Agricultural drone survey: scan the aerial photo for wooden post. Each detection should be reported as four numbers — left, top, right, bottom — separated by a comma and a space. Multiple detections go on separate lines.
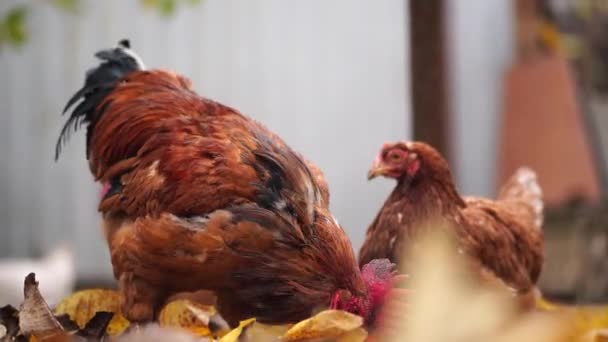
409, 0, 450, 160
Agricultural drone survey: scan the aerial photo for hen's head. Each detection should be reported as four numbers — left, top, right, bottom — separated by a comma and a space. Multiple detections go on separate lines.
330, 259, 397, 326
367, 141, 448, 182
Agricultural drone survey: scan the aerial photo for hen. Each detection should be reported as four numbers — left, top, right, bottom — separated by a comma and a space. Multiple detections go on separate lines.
55, 40, 395, 326
360, 141, 544, 307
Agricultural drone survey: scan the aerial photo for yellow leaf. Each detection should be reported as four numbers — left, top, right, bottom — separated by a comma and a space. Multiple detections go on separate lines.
53, 289, 129, 336
559, 306, 608, 342
537, 296, 561, 311
102, 313, 130, 336
332, 327, 368, 342
28, 333, 70, 342
282, 310, 366, 342
381, 226, 561, 342
241, 322, 291, 341
582, 329, 608, 342
220, 318, 256, 342
158, 299, 217, 337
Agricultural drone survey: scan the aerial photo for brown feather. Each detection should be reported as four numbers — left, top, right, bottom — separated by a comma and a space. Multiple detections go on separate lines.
58, 43, 377, 326
109, 206, 362, 325
360, 141, 544, 305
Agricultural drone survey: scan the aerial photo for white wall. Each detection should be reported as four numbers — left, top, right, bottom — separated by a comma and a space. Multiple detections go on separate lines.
446, 0, 514, 196
0, 0, 410, 279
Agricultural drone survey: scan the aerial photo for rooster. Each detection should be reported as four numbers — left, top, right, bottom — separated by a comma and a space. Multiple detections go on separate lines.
360, 141, 544, 308
55, 40, 396, 326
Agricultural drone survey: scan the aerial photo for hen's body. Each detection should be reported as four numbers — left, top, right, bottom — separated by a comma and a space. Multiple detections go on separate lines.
57, 41, 367, 326
360, 142, 544, 302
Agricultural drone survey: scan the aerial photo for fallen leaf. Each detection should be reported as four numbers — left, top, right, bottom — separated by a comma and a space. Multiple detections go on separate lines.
220, 318, 256, 342
158, 299, 228, 337
76, 311, 114, 339
537, 297, 562, 311
54, 314, 79, 333
53, 289, 129, 336
239, 322, 291, 342
115, 323, 209, 342
1, 305, 20, 340
19, 273, 64, 341
282, 310, 366, 342
187, 302, 229, 336
557, 306, 608, 342
379, 225, 561, 342
584, 329, 608, 342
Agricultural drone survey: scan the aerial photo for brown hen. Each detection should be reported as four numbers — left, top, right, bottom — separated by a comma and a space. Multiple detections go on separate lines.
360, 141, 544, 308
56, 40, 394, 326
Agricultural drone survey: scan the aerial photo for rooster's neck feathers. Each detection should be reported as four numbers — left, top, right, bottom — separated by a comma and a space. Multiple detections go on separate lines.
55, 39, 144, 160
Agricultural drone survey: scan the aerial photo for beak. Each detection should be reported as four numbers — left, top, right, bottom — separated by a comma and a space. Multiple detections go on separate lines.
367, 164, 386, 180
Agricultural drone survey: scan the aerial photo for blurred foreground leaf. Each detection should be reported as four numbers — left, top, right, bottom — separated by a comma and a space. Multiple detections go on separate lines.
378, 222, 564, 342
535, 301, 608, 342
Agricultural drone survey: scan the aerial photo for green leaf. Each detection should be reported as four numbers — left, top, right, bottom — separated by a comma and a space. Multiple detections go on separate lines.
158, 0, 176, 16
52, 0, 79, 13
141, 0, 202, 17
141, 0, 159, 9
3, 6, 28, 46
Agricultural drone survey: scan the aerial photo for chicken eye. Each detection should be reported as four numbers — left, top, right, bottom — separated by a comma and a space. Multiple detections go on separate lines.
388, 152, 401, 161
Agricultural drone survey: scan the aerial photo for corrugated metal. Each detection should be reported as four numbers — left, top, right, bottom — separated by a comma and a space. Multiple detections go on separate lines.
0, 0, 410, 279
446, 0, 514, 196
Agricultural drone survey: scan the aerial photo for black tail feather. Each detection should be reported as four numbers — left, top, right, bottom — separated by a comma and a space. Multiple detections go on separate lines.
55, 39, 144, 161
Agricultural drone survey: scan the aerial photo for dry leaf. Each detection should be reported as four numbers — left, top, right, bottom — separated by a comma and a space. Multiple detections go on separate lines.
554, 306, 608, 342
210, 316, 289, 342
239, 322, 290, 342
581, 329, 608, 342
538, 297, 562, 311
76, 311, 114, 339
158, 299, 228, 337
282, 310, 366, 342
378, 224, 561, 342
19, 273, 64, 341
491, 312, 566, 342
531, 295, 608, 342
220, 318, 256, 342
1, 305, 20, 340
53, 289, 129, 336
115, 323, 211, 342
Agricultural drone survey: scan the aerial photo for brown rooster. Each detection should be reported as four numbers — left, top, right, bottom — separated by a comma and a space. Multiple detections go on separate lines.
360, 141, 544, 307
56, 40, 395, 326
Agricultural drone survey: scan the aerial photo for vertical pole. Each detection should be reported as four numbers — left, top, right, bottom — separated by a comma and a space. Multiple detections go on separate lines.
409, 0, 450, 160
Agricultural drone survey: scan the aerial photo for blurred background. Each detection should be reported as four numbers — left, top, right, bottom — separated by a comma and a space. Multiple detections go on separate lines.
0, 0, 606, 306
